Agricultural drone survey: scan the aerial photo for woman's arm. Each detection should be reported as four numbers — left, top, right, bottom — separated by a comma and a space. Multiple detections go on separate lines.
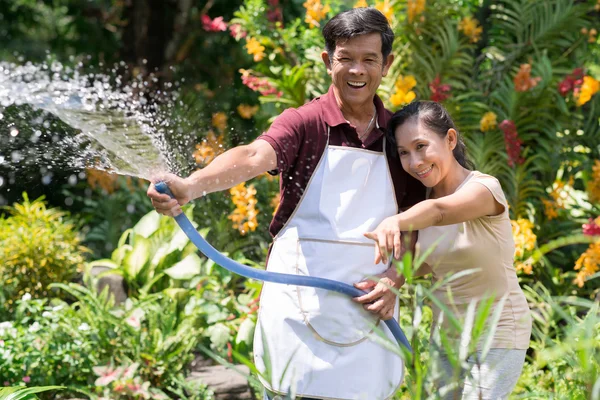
365, 182, 504, 264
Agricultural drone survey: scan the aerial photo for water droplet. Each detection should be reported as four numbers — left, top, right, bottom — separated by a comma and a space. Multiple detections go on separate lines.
0, 176, 4, 187
9, 128, 18, 137
68, 175, 77, 185
126, 204, 135, 213
41, 174, 52, 185
64, 197, 74, 206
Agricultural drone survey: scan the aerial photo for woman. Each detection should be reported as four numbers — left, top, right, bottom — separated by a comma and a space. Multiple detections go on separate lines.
356, 101, 531, 399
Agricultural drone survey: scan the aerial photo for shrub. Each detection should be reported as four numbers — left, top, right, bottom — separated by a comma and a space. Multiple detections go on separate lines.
0, 194, 87, 317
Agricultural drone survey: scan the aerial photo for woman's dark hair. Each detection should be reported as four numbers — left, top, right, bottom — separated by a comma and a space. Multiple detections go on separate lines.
322, 8, 394, 60
387, 101, 475, 170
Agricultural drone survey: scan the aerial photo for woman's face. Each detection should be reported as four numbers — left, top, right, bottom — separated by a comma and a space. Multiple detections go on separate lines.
394, 119, 457, 187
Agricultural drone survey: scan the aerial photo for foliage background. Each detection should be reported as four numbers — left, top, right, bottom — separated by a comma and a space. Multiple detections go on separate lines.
0, 0, 599, 399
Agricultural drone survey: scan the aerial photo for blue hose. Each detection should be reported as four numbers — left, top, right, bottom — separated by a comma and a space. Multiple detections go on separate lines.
155, 181, 412, 353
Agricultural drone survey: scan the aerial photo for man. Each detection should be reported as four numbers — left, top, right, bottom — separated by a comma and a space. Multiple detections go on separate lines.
148, 8, 425, 400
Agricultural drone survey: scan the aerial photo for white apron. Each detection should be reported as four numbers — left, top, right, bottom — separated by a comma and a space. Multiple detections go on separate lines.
254, 128, 405, 400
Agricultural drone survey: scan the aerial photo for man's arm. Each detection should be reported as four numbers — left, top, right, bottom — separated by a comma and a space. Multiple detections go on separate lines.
147, 139, 277, 216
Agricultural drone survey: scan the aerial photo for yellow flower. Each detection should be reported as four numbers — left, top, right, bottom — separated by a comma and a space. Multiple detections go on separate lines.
245, 37, 266, 62
480, 112, 498, 132
212, 112, 228, 132
193, 130, 224, 165
353, 0, 368, 7
237, 104, 259, 119
588, 159, 600, 203
375, 0, 393, 22
573, 241, 600, 287
303, 0, 330, 28
458, 16, 483, 43
228, 182, 259, 235
575, 76, 600, 106
511, 218, 537, 260
515, 261, 533, 275
542, 198, 558, 220
390, 75, 417, 107
407, 0, 426, 23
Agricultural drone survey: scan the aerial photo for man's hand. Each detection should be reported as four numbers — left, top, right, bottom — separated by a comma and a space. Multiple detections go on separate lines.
353, 268, 406, 320
147, 173, 192, 217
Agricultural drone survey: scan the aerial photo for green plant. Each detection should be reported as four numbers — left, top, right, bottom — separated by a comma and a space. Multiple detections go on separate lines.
0, 194, 87, 318
0, 386, 64, 400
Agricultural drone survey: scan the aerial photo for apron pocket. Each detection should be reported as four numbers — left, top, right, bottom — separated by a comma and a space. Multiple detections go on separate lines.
294, 238, 385, 346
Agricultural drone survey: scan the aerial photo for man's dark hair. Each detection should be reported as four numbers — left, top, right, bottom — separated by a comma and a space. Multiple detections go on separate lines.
322, 8, 394, 60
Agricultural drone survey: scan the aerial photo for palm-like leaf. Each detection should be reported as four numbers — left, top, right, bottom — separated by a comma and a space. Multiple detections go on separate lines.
0, 386, 63, 400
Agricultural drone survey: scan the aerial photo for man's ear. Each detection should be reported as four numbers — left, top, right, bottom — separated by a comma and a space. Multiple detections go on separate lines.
322, 51, 332, 76
382, 54, 394, 77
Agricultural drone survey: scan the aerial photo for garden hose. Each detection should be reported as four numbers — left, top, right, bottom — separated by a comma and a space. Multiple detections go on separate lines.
155, 181, 412, 353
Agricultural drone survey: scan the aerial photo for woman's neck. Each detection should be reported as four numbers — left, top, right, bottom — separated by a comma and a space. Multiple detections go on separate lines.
431, 163, 471, 198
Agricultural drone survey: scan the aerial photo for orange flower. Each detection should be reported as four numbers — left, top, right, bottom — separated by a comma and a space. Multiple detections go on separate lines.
86, 169, 119, 194
193, 130, 224, 166
588, 159, 600, 203
271, 192, 281, 216
407, 0, 426, 23
245, 37, 266, 62
228, 182, 259, 235
237, 104, 259, 119
513, 64, 542, 92
375, 0, 393, 22
575, 76, 600, 106
511, 218, 537, 260
212, 112, 228, 132
353, 0, 368, 7
479, 112, 498, 132
458, 16, 483, 43
542, 198, 558, 220
303, 0, 330, 28
573, 241, 600, 287
390, 75, 417, 107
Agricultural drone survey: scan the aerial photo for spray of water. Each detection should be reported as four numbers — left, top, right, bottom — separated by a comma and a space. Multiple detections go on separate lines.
0, 60, 192, 182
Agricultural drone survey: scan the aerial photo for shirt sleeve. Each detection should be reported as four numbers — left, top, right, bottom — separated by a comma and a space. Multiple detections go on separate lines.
256, 108, 305, 174
467, 174, 509, 218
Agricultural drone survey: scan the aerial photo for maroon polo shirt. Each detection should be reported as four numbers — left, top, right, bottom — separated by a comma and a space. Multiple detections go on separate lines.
258, 85, 426, 238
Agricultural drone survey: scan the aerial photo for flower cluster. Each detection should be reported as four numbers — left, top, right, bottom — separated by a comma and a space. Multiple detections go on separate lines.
407, 0, 426, 23
229, 24, 247, 40
583, 217, 600, 236
303, 0, 330, 28
201, 15, 227, 32
479, 111, 497, 132
229, 182, 259, 235
574, 241, 600, 287
375, 0, 394, 22
267, 0, 283, 24
212, 112, 228, 132
581, 27, 598, 43
459, 16, 483, 43
193, 130, 224, 166
93, 362, 169, 399
429, 75, 451, 102
575, 76, 600, 107
542, 177, 573, 220
245, 37, 266, 62
353, 0, 368, 7
511, 218, 537, 274
237, 104, 259, 119
239, 69, 282, 97
513, 63, 541, 92
588, 159, 600, 203
498, 119, 524, 167
390, 75, 417, 107
558, 67, 584, 97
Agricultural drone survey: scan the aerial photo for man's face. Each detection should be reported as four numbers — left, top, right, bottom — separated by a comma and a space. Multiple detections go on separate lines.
322, 33, 394, 107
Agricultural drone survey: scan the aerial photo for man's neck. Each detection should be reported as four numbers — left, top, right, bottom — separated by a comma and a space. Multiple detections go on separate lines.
332, 86, 376, 123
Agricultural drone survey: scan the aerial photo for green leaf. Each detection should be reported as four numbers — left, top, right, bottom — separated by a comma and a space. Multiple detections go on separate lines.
163, 253, 202, 280
133, 210, 162, 238
123, 236, 151, 278
235, 317, 256, 347
0, 386, 64, 400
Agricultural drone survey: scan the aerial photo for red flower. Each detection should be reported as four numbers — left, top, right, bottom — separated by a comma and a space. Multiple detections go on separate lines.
499, 119, 524, 167
429, 75, 451, 102
583, 218, 600, 236
558, 67, 585, 97
201, 15, 227, 32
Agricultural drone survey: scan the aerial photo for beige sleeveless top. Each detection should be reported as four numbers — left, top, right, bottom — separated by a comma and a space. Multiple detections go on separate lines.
417, 171, 531, 349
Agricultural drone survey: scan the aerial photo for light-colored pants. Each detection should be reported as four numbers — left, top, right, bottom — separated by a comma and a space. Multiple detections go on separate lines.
435, 349, 526, 400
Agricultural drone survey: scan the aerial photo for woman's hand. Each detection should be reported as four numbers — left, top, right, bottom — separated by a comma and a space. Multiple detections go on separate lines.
147, 173, 192, 217
364, 215, 402, 264
353, 268, 405, 320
